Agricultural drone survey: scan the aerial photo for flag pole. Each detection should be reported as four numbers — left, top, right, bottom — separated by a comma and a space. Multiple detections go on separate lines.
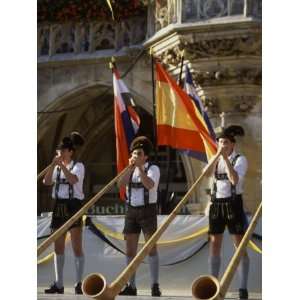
150, 47, 158, 163
163, 50, 185, 214
178, 50, 185, 88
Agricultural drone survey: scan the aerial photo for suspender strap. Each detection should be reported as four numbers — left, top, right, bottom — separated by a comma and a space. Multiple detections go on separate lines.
128, 163, 152, 206
212, 154, 240, 200
143, 163, 151, 206
128, 172, 134, 206
55, 167, 61, 200
230, 155, 240, 199
54, 161, 77, 200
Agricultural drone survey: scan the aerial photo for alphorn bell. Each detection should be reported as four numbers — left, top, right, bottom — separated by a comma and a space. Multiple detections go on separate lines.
191, 202, 262, 300
37, 166, 130, 257
82, 152, 222, 300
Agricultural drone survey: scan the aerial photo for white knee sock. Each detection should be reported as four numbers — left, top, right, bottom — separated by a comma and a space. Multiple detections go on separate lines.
238, 255, 250, 290
148, 254, 159, 286
208, 255, 221, 278
126, 256, 136, 288
74, 255, 85, 284
54, 253, 65, 288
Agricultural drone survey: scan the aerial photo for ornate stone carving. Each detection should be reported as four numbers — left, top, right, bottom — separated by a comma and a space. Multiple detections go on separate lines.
199, 95, 260, 114
155, 0, 169, 30
181, 0, 260, 21
38, 16, 147, 56
37, 26, 50, 56
74, 23, 90, 53
153, 0, 177, 31
184, 35, 261, 59
202, 96, 219, 114
116, 17, 147, 50
182, 0, 247, 22
53, 24, 75, 54
156, 44, 185, 68
90, 22, 115, 52
193, 66, 261, 86
232, 95, 259, 112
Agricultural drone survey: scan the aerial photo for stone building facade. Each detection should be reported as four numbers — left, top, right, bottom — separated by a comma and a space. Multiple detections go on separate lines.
37, 0, 261, 215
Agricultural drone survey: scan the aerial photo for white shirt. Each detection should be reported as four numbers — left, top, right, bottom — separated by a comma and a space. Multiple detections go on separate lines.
51, 161, 85, 200
126, 162, 160, 207
214, 150, 248, 198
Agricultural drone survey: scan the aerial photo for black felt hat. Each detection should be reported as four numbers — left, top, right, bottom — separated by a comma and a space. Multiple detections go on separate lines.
57, 131, 85, 150
130, 136, 153, 156
216, 125, 245, 143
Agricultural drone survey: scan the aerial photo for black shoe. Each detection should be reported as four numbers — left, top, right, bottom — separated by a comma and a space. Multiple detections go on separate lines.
44, 283, 64, 294
151, 283, 161, 297
75, 282, 83, 295
119, 284, 137, 296
238, 288, 248, 299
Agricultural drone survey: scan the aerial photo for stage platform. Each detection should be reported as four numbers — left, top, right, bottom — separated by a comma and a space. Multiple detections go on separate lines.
38, 288, 262, 300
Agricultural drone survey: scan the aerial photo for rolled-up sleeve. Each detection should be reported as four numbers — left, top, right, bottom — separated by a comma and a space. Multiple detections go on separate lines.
234, 156, 248, 181
147, 165, 160, 188
71, 163, 85, 183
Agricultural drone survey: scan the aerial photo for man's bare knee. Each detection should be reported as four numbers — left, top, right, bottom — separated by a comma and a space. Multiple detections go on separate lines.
149, 246, 157, 256
210, 235, 223, 256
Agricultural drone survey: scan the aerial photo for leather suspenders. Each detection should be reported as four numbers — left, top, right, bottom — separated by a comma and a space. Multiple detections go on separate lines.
212, 155, 240, 201
128, 163, 152, 206
54, 161, 77, 200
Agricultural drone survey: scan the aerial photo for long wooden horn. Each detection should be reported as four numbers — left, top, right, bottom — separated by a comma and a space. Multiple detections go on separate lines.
191, 202, 262, 300
37, 166, 130, 257
82, 152, 221, 300
37, 165, 51, 181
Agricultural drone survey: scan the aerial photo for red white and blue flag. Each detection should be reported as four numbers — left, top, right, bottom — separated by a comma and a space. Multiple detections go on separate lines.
113, 66, 140, 199
183, 65, 216, 141
182, 65, 216, 162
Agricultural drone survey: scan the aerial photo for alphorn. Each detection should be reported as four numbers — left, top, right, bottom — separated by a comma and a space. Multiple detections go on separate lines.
82, 152, 222, 300
191, 202, 262, 300
37, 165, 51, 181
37, 166, 130, 257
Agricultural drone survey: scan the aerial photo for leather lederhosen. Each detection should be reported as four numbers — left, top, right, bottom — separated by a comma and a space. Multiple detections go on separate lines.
123, 163, 158, 234
209, 155, 247, 235
50, 161, 83, 230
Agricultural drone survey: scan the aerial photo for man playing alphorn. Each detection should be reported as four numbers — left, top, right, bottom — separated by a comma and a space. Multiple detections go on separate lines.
204, 125, 250, 300
117, 136, 162, 297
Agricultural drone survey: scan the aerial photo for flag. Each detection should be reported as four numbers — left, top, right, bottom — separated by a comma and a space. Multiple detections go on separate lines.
184, 65, 216, 141
156, 62, 217, 161
113, 66, 140, 199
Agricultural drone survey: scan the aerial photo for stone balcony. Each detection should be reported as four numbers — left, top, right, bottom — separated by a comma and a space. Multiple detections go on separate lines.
37, 0, 261, 60
148, 0, 261, 34
37, 15, 147, 58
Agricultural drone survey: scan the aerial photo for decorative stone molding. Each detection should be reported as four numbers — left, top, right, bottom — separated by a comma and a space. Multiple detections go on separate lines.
232, 95, 259, 112
181, 0, 261, 21
157, 44, 185, 68
150, 0, 261, 34
199, 94, 260, 114
183, 34, 261, 59
38, 16, 147, 57
193, 66, 261, 86
201, 96, 219, 114
154, 0, 177, 31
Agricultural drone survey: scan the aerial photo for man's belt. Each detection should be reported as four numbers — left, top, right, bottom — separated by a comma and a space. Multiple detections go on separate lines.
212, 195, 242, 202
127, 203, 157, 209
130, 182, 144, 189
215, 173, 228, 180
